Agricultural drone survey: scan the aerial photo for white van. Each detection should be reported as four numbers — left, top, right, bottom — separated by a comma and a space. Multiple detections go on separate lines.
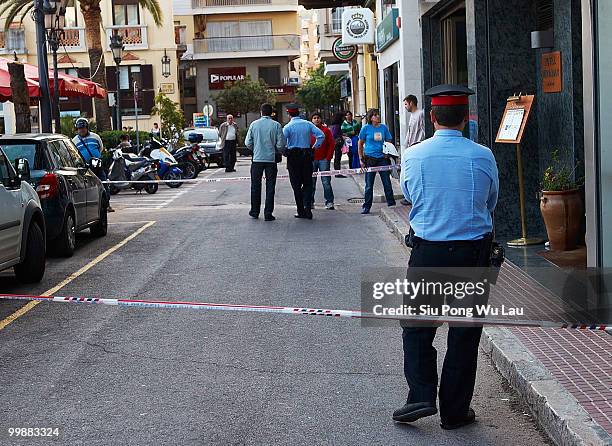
0, 147, 46, 283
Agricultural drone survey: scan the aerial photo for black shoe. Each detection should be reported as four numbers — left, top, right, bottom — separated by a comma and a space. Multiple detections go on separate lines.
304, 212, 313, 220
388, 201, 397, 207
401, 199, 412, 206
335, 174, 346, 178
264, 215, 275, 221
440, 408, 476, 430
294, 213, 306, 219
249, 211, 259, 219
392, 402, 438, 423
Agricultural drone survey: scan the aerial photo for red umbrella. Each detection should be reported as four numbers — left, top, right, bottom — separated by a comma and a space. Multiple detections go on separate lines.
0, 60, 40, 102
0, 57, 106, 101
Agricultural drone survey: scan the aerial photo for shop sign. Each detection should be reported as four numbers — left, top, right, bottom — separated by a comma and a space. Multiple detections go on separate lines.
376, 8, 400, 52
159, 83, 175, 95
541, 51, 562, 93
342, 8, 375, 45
266, 86, 296, 95
332, 37, 358, 62
209, 67, 246, 90
193, 113, 209, 128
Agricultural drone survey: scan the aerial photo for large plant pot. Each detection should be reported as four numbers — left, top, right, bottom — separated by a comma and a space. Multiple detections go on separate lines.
540, 189, 583, 251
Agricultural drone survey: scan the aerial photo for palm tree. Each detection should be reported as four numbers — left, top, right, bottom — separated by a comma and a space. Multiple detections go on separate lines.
0, 0, 162, 131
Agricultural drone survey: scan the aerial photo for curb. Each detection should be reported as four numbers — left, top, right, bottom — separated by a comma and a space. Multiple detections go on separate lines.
379, 207, 612, 446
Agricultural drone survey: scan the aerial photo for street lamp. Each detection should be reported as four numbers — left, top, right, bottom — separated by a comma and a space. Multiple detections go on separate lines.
109, 33, 124, 130
161, 49, 171, 78
186, 61, 197, 79
44, 0, 67, 132
33, 0, 55, 133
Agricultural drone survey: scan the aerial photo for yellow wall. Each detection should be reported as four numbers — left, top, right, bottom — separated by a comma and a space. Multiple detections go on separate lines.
363, 45, 379, 110
198, 12, 299, 35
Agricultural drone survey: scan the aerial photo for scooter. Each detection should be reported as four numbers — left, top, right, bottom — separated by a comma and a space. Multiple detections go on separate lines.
141, 138, 183, 188
172, 133, 207, 180
108, 147, 159, 195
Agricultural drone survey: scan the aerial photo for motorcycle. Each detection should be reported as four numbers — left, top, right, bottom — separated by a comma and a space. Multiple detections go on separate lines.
172, 133, 208, 180
107, 147, 159, 195
141, 138, 183, 188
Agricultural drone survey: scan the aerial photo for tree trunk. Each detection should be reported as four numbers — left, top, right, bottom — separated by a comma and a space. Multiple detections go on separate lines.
8, 62, 31, 133
81, 4, 111, 131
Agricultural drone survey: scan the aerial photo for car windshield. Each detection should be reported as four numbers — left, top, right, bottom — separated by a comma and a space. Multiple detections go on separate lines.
185, 129, 218, 141
1, 143, 45, 170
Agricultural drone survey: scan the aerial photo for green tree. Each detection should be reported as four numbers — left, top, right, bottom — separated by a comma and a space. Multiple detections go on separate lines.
151, 92, 186, 145
297, 65, 342, 114
1, 0, 164, 131
213, 76, 276, 127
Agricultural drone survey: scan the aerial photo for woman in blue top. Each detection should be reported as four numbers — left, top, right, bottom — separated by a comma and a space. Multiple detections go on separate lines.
358, 108, 396, 214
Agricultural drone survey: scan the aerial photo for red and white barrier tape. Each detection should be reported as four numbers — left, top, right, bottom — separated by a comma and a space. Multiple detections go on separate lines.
102, 165, 399, 185
0, 294, 609, 332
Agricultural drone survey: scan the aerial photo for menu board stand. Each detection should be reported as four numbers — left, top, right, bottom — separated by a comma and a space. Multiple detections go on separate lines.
495, 94, 544, 247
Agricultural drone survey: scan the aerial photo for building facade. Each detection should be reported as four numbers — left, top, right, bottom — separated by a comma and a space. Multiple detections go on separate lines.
0, 0, 180, 134
174, 0, 301, 126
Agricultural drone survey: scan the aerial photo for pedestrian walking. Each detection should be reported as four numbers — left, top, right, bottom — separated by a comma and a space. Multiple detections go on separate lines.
72, 118, 114, 213
245, 103, 285, 221
358, 109, 396, 214
403, 95, 426, 149
393, 84, 499, 430
310, 113, 335, 210
341, 111, 361, 169
282, 104, 325, 219
330, 112, 347, 178
219, 115, 239, 173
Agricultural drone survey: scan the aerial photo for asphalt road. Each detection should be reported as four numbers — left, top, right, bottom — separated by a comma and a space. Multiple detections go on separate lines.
0, 157, 551, 446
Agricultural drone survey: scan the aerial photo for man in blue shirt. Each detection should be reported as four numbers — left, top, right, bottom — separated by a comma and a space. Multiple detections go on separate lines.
245, 103, 285, 221
282, 104, 325, 219
393, 85, 499, 430
72, 118, 114, 212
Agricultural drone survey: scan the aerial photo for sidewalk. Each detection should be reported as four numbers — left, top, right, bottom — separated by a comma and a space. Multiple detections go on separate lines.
379, 205, 612, 446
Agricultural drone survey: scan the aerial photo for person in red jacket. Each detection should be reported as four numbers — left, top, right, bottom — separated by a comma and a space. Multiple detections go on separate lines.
310, 113, 335, 210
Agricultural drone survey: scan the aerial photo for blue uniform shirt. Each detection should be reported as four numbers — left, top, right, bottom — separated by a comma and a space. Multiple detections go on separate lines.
359, 124, 393, 158
72, 132, 103, 162
401, 129, 499, 241
282, 117, 324, 150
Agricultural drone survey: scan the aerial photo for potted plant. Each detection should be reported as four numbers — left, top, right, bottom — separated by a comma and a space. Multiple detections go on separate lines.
540, 150, 583, 251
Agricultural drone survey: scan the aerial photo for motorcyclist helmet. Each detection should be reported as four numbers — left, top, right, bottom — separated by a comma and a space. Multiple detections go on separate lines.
75, 117, 89, 129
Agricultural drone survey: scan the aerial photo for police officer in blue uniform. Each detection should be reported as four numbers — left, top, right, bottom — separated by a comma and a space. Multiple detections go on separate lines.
282, 104, 325, 219
394, 85, 499, 429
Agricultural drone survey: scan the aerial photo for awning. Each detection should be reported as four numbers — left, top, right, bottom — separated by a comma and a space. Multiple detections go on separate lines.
0, 57, 107, 102
324, 62, 350, 75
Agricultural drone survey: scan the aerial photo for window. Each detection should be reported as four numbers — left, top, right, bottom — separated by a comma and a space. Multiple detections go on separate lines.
6, 28, 26, 53
118, 65, 140, 91
441, 9, 468, 85
331, 8, 344, 33
113, 0, 140, 26
65, 0, 78, 27
259, 66, 281, 86
62, 140, 85, 168
1, 143, 45, 170
207, 20, 272, 52
48, 140, 75, 168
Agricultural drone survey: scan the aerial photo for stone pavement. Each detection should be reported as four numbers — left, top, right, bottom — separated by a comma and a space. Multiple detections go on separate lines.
378, 203, 612, 446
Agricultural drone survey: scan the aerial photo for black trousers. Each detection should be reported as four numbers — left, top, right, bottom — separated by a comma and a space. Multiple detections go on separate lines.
223, 140, 237, 171
402, 238, 488, 423
250, 162, 277, 217
286, 149, 313, 215
333, 144, 343, 171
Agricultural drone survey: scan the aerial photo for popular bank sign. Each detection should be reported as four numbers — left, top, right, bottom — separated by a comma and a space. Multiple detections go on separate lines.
209, 67, 246, 90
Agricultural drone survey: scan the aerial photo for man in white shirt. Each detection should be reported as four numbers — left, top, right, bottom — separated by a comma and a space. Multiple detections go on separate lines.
219, 114, 240, 172
403, 95, 425, 148
401, 95, 426, 206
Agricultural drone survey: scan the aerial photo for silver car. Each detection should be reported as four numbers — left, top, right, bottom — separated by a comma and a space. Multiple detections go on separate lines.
183, 127, 223, 168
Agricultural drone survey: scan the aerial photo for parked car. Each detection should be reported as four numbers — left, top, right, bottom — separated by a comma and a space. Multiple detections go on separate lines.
183, 127, 223, 168
0, 146, 46, 283
1, 134, 108, 258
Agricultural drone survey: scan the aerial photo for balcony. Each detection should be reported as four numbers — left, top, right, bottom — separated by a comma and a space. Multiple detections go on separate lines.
58, 27, 86, 52
106, 25, 148, 50
193, 34, 300, 59
187, 0, 298, 15
0, 28, 26, 55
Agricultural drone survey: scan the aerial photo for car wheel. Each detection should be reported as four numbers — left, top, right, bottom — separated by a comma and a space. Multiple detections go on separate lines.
90, 199, 108, 237
54, 210, 76, 257
14, 222, 45, 283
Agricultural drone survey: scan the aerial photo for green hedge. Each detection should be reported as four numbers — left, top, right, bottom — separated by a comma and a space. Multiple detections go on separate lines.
98, 130, 150, 149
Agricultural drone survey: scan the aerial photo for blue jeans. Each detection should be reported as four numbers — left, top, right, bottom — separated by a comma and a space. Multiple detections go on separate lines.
312, 159, 334, 206
363, 156, 395, 210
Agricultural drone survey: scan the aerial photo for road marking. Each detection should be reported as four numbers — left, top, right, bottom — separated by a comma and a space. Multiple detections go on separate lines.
0, 221, 156, 332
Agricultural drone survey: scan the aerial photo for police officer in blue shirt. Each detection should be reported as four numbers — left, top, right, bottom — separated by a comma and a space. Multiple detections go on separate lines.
282, 104, 325, 219
393, 85, 499, 429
